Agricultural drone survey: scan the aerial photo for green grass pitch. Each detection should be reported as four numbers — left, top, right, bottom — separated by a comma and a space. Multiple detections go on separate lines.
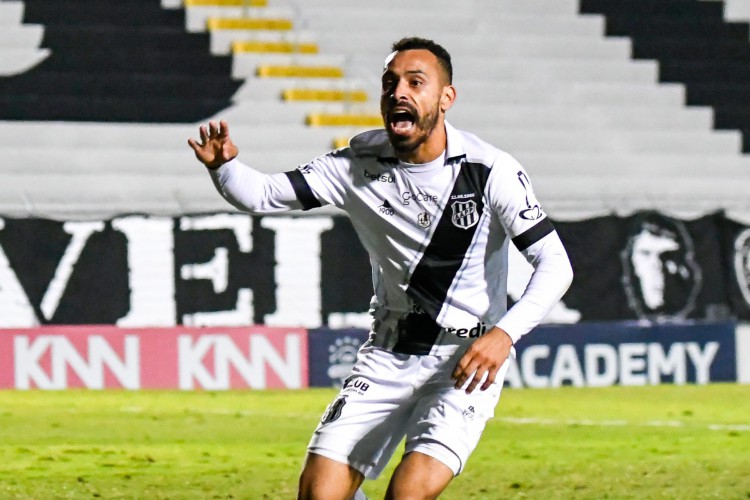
0, 385, 748, 499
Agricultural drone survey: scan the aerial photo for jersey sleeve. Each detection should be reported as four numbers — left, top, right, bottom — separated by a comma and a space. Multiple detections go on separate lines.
209, 158, 303, 213
283, 149, 352, 210
210, 148, 353, 213
487, 152, 554, 249
488, 152, 574, 343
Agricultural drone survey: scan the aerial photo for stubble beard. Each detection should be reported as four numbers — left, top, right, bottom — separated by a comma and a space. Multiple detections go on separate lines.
388, 101, 441, 156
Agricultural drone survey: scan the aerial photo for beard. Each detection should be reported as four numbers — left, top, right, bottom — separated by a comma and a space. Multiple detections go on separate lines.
384, 100, 441, 156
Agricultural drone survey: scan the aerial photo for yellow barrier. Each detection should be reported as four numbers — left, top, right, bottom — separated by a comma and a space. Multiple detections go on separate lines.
185, 0, 267, 6
257, 66, 344, 78
232, 41, 318, 54
282, 89, 368, 102
207, 17, 293, 30
306, 114, 383, 127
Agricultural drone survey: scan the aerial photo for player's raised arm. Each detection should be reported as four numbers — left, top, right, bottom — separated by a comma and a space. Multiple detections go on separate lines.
188, 120, 238, 170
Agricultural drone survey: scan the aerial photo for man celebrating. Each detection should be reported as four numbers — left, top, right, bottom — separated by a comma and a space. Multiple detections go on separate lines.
189, 37, 573, 500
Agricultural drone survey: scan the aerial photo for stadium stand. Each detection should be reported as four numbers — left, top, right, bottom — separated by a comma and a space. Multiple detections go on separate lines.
580, 0, 750, 153
0, 0, 749, 221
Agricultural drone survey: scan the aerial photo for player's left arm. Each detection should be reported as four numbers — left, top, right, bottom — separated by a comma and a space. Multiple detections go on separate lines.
453, 156, 573, 393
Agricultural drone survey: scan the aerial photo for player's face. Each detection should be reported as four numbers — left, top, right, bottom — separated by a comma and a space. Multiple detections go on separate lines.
380, 49, 453, 159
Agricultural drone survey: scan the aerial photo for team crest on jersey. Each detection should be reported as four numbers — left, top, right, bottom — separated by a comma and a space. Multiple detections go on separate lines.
417, 212, 431, 228
451, 200, 479, 229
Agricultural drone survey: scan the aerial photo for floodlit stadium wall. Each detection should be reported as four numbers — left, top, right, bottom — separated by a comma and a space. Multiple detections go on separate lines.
0, 322, 747, 390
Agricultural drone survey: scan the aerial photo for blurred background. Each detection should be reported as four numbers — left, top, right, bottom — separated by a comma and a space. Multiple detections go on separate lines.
0, 0, 748, 390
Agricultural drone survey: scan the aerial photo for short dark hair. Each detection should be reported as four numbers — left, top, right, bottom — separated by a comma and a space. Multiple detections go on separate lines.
391, 37, 453, 84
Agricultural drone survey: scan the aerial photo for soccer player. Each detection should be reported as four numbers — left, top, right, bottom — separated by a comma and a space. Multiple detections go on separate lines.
189, 37, 574, 500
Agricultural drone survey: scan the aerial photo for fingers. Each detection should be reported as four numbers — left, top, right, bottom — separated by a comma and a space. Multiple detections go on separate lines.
453, 355, 483, 393
453, 349, 500, 394
219, 120, 230, 139
199, 124, 209, 144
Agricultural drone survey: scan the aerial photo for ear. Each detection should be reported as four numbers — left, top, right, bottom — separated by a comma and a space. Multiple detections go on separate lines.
440, 84, 456, 113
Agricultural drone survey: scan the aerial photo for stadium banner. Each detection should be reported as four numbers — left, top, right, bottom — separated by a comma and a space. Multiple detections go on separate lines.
0, 326, 308, 390
508, 321, 737, 388
308, 328, 370, 387
0, 211, 748, 329
308, 322, 739, 388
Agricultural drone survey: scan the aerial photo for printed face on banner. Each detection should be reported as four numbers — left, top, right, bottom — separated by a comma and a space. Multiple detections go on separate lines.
621, 214, 702, 321
734, 228, 750, 307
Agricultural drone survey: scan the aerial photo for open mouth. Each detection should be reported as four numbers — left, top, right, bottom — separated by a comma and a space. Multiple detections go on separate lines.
389, 109, 416, 133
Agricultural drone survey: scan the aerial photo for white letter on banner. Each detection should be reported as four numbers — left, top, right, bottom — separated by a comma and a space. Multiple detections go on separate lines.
14, 336, 54, 389
180, 214, 254, 327
619, 343, 648, 386
647, 343, 686, 385
252, 334, 301, 389
503, 359, 523, 388
686, 342, 719, 384
178, 335, 218, 390
113, 216, 176, 327
521, 345, 550, 388
212, 334, 302, 389
51, 335, 140, 389
550, 345, 585, 387
584, 344, 618, 387
261, 217, 333, 327
40, 222, 105, 320
0, 219, 39, 327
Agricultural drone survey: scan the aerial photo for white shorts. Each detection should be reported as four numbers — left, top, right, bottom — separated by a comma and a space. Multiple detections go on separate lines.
307, 345, 508, 479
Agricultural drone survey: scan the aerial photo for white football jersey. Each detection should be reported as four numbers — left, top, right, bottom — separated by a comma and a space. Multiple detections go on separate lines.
210, 121, 572, 355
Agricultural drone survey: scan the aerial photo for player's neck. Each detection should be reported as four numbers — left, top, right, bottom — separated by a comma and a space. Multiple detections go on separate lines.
395, 123, 447, 164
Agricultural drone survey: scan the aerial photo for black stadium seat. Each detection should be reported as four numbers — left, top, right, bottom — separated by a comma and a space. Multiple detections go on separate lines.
0, 0, 241, 122
580, 0, 750, 152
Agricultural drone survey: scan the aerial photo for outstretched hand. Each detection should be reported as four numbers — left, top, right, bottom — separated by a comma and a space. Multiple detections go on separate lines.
452, 327, 513, 394
188, 120, 238, 170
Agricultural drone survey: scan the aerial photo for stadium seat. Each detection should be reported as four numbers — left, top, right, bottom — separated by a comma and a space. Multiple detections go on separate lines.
1, 0, 750, 221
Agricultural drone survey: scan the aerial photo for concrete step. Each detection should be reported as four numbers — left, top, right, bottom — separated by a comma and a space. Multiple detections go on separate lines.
0, 1, 23, 25
0, 48, 50, 76
185, 6, 295, 33
480, 129, 741, 155
0, 25, 44, 49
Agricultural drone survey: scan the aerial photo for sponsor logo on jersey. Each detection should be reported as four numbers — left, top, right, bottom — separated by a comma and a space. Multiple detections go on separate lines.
298, 164, 313, 174
401, 191, 439, 206
378, 199, 395, 215
417, 212, 431, 228
451, 200, 479, 229
517, 170, 544, 220
450, 192, 475, 200
520, 206, 543, 221
364, 169, 395, 183
445, 321, 488, 338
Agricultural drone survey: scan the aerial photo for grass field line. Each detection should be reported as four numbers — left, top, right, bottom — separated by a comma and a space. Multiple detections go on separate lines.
115, 406, 750, 432
497, 416, 750, 432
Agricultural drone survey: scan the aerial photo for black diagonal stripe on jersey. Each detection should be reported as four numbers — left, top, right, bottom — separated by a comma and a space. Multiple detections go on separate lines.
512, 217, 554, 251
406, 161, 491, 321
285, 169, 322, 211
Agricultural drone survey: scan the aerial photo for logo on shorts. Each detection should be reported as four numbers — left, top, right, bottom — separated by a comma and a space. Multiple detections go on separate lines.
343, 377, 370, 394
462, 405, 475, 420
321, 396, 347, 425
451, 200, 479, 229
